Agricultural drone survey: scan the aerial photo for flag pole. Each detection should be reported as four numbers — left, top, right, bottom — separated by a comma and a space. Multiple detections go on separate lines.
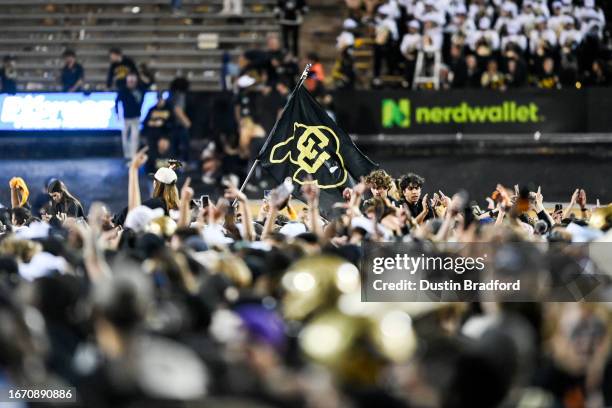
233, 64, 312, 206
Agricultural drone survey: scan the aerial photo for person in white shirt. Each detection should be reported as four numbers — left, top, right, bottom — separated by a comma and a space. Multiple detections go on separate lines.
518, 1, 537, 34
468, 0, 495, 21
494, 2, 517, 33
446, 5, 476, 36
421, 15, 444, 53
558, 18, 583, 51
337, 18, 357, 50
400, 20, 421, 87
530, 0, 550, 18
560, 0, 574, 15
501, 21, 528, 52
415, 0, 446, 27
529, 16, 557, 56
548, 2, 568, 34
400, 20, 422, 58
576, 0, 606, 39
468, 17, 500, 54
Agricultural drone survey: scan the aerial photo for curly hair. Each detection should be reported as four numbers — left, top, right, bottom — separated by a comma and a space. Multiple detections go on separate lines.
399, 173, 425, 192
365, 170, 393, 190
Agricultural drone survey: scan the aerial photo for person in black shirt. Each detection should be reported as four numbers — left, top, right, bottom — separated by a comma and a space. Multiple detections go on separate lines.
107, 48, 138, 90
0, 55, 17, 94
399, 173, 434, 225
363, 169, 401, 208
143, 92, 175, 144
275, 0, 308, 56
60, 50, 85, 92
47, 180, 85, 219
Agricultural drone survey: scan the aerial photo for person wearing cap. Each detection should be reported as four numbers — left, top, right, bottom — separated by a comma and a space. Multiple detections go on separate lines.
47, 179, 85, 219
529, 16, 557, 56
114, 148, 180, 227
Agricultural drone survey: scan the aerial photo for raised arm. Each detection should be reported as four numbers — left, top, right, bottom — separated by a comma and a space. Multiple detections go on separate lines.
128, 147, 148, 211
533, 186, 555, 227
302, 181, 322, 238
178, 177, 193, 228
225, 183, 254, 242
562, 188, 579, 220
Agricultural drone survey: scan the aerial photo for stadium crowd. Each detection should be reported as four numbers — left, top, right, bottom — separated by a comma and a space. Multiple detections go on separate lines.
334, 0, 610, 89
1, 157, 612, 407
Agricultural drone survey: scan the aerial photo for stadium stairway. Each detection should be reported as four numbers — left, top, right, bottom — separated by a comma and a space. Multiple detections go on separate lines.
0, 0, 279, 91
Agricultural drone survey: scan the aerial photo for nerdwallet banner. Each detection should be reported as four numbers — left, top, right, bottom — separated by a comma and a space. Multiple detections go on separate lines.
0, 92, 159, 131
334, 89, 604, 134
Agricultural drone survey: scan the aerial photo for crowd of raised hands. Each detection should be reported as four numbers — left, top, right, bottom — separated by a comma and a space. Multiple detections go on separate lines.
0, 157, 612, 407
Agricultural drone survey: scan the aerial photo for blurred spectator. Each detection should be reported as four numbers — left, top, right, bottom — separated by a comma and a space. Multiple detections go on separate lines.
60, 49, 84, 92
275, 0, 308, 56
143, 91, 176, 172
116, 73, 146, 159
138, 62, 156, 90
400, 20, 421, 87
504, 57, 527, 88
305, 53, 325, 95
333, 19, 357, 89
481, 59, 505, 90
220, 0, 243, 15
106, 47, 138, 90
372, 3, 400, 86
0, 55, 17, 94
584, 59, 610, 86
538, 57, 561, 89
47, 179, 84, 218
338, 0, 610, 89
168, 77, 192, 163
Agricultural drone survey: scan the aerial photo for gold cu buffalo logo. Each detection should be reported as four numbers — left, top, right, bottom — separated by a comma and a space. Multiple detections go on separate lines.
269, 123, 347, 189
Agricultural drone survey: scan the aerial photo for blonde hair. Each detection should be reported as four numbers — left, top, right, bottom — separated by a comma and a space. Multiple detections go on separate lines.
152, 181, 180, 211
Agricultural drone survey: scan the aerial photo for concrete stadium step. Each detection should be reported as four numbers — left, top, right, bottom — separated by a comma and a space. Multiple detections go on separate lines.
0, 49, 240, 57
0, 24, 279, 33
0, 12, 276, 20
15, 62, 223, 70
0, 36, 266, 45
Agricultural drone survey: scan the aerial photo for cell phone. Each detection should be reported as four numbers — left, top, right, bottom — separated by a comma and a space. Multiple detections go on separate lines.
554, 204, 562, 212
200, 195, 209, 208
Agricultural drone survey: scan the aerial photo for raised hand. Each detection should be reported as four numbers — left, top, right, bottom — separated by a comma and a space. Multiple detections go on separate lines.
180, 177, 194, 202
577, 189, 587, 209
421, 193, 429, 212
569, 188, 580, 206
302, 181, 320, 204
224, 183, 247, 203
130, 146, 149, 170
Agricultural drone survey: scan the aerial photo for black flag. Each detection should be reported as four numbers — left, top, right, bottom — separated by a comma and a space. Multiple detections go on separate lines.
258, 85, 378, 214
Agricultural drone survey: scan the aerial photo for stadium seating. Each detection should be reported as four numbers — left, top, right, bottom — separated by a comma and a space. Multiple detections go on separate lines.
0, 0, 279, 90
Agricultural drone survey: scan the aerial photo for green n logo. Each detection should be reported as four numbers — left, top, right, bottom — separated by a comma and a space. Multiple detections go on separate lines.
382, 98, 410, 128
